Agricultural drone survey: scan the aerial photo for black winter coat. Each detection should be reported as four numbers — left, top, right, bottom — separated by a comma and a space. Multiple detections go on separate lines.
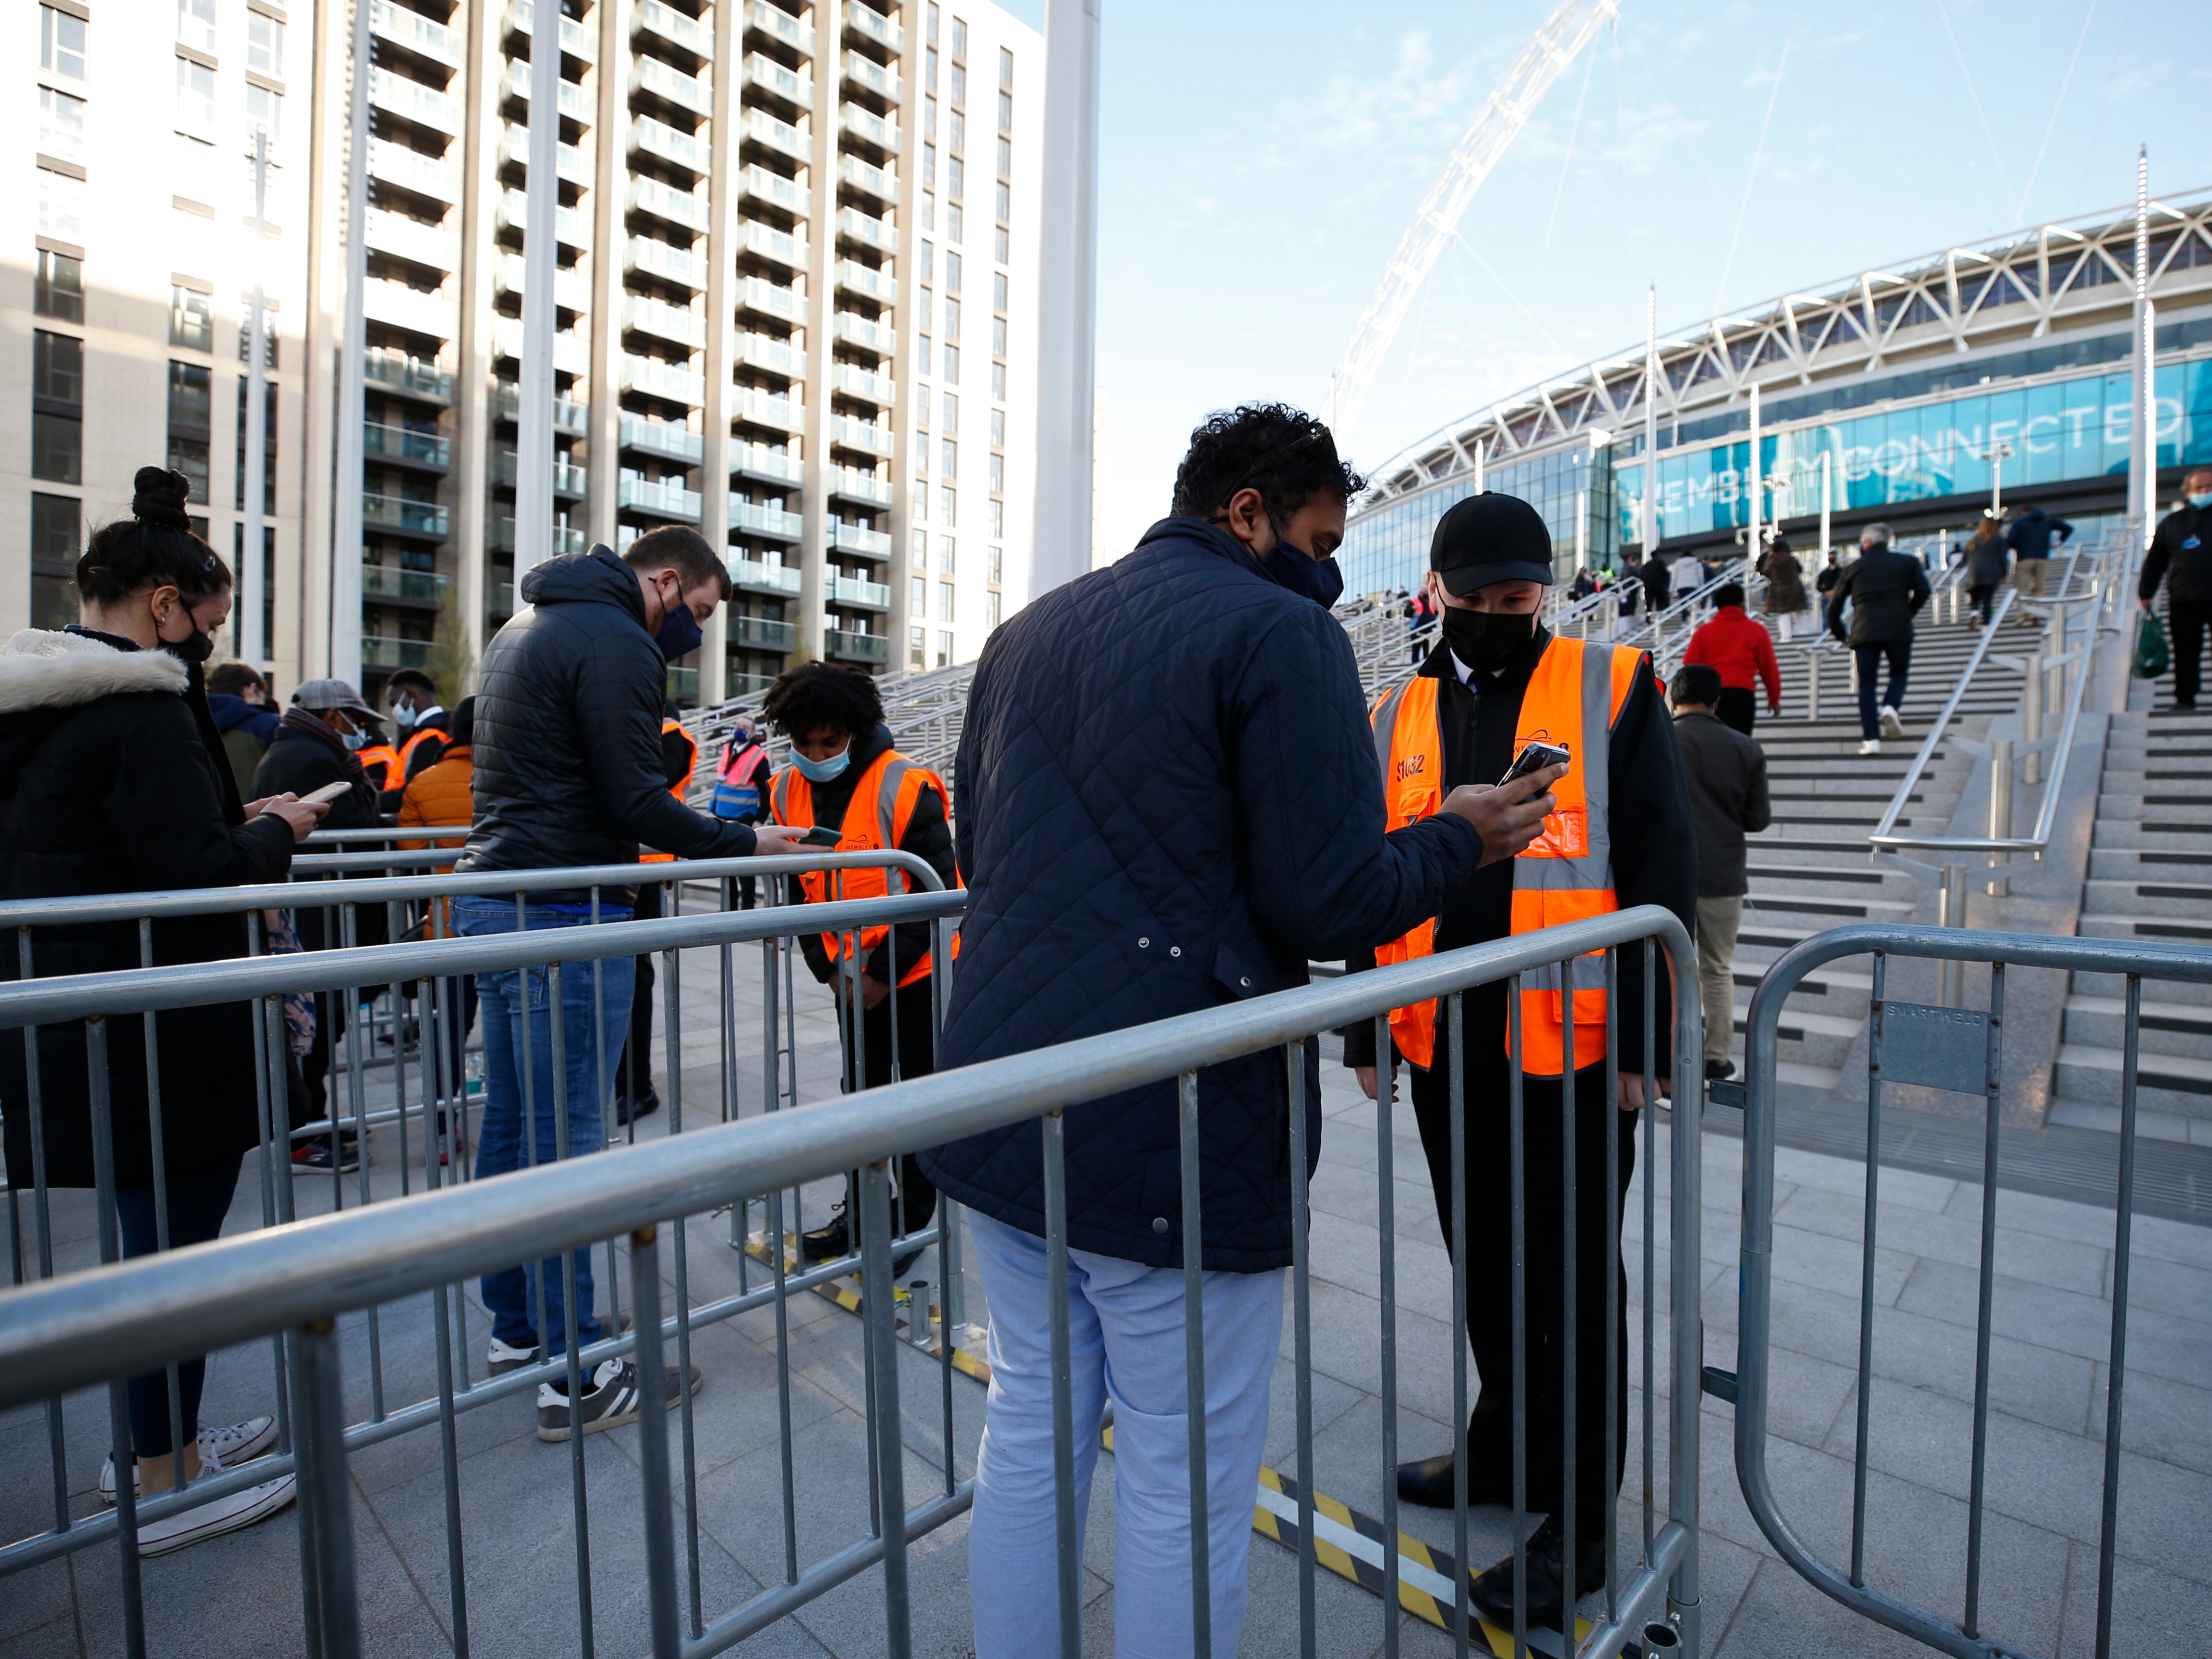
1672, 708, 1770, 898
917, 518, 1486, 1272
2142, 502, 2212, 605
1827, 546, 1930, 646
252, 709, 388, 954
457, 545, 757, 902
0, 628, 295, 1190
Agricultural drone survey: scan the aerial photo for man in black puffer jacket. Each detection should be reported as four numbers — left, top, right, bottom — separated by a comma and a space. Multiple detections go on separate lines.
452, 528, 803, 1443
1826, 522, 1930, 755
922, 404, 1564, 1659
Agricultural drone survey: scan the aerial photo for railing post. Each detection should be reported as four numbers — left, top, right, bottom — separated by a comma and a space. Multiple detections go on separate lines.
296, 1316, 362, 1659
2022, 655, 2043, 785
1937, 866, 1968, 1006
1986, 741, 2012, 898
1805, 649, 1820, 723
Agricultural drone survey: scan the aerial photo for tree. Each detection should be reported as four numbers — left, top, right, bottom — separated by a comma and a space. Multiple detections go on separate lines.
424, 576, 475, 709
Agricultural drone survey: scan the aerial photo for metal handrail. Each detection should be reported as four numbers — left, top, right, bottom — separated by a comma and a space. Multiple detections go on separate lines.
302, 824, 471, 844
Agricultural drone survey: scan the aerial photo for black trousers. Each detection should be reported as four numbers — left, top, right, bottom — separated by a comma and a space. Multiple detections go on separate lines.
619, 881, 662, 1102
836, 977, 939, 1238
1854, 640, 1911, 739
1969, 583, 1996, 626
1715, 686, 1757, 736
2172, 600, 2212, 706
1408, 1053, 1635, 1536
117, 1157, 242, 1457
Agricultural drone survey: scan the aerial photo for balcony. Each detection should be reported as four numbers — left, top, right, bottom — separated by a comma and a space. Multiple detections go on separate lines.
500, 61, 592, 126
829, 522, 893, 559
748, 0, 815, 55
359, 563, 450, 605
737, 276, 804, 326
370, 0, 462, 66
630, 56, 712, 119
733, 442, 804, 487
492, 380, 589, 434
836, 260, 897, 305
621, 354, 707, 405
739, 164, 811, 218
362, 493, 450, 538
366, 206, 460, 270
731, 557, 803, 596
844, 1, 903, 54
498, 124, 593, 188
362, 635, 435, 670
826, 628, 889, 664
725, 670, 778, 696
491, 321, 588, 374
620, 413, 704, 465
831, 363, 895, 406
736, 332, 805, 377
831, 467, 893, 507
629, 115, 710, 177
493, 252, 590, 311
363, 421, 451, 469
839, 104, 899, 155
628, 176, 712, 235
665, 663, 699, 702
828, 415, 894, 458
729, 498, 804, 541
364, 347, 453, 402
737, 221, 809, 273
369, 137, 461, 204
625, 295, 709, 350
732, 614, 799, 653
619, 477, 704, 522
841, 50, 902, 106
490, 582, 515, 615
363, 279, 455, 339
626, 235, 711, 290
635, 0, 712, 57
733, 386, 804, 433
741, 107, 809, 165
370, 69, 463, 136
496, 189, 591, 251
744, 52, 813, 111
491, 518, 588, 556
829, 573, 891, 609
838, 153, 900, 206
503, 0, 596, 62
836, 207, 898, 256
832, 310, 896, 354
493, 451, 588, 497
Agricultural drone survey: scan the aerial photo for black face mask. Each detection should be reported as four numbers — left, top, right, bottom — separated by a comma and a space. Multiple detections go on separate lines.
1440, 604, 1537, 673
162, 621, 217, 666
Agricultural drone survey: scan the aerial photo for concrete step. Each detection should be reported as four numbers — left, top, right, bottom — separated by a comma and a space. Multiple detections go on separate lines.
2094, 797, 2212, 822
2071, 967, 2212, 1009
2091, 823, 2212, 851
2045, 1098, 2212, 1146
2052, 1042, 2212, 1118
2098, 770, 2212, 788
2080, 878, 2212, 919
2061, 993, 2212, 1058
2078, 912, 2212, 948
2087, 847, 2212, 881
1744, 890, 1917, 925
1744, 861, 1917, 896
1730, 996, 1864, 1069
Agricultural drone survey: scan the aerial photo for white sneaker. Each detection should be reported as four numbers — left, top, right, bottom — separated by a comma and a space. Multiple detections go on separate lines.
101, 1417, 278, 1504
131, 1455, 297, 1557
487, 1334, 539, 1377
1879, 707, 1905, 740
1859, 739, 1882, 755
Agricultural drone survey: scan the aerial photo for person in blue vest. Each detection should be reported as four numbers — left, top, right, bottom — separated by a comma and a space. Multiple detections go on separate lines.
711, 713, 772, 908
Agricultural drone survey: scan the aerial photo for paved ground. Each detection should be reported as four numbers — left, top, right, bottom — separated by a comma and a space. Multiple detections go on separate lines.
4, 916, 2209, 1657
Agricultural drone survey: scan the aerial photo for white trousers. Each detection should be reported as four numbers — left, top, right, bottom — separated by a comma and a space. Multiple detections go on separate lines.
965, 1211, 1285, 1659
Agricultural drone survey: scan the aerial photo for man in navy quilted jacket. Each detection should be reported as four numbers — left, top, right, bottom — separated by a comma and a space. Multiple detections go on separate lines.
920, 404, 1566, 1658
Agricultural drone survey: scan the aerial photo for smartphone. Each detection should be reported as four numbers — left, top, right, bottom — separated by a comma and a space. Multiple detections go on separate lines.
299, 780, 353, 805
1498, 740, 1571, 789
800, 825, 843, 848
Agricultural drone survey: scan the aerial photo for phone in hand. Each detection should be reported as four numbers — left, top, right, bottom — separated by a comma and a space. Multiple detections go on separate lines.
298, 780, 353, 805
1498, 740, 1571, 790
800, 826, 843, 848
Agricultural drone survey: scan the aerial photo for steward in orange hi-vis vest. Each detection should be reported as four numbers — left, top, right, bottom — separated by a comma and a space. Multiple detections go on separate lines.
638, 717, 699, 864
1369, 634, 1642, 1076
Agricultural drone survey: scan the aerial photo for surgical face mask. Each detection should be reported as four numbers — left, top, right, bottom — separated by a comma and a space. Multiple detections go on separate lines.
392, 700, 417, 730
2189, 493, 2212, 510
1441, 603, 1538, 673
791, 746, 850, 784
340, 727, 371, 752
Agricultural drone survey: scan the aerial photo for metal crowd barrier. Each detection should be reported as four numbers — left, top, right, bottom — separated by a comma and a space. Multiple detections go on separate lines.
1736, 923, 2212, 1659
0, 898, 1705, 1659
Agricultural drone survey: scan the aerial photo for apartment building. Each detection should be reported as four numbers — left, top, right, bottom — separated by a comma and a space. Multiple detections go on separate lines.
4, 0, 1043, 705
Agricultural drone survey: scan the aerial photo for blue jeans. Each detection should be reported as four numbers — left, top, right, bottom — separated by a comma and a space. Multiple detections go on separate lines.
451, 896, 634, 1358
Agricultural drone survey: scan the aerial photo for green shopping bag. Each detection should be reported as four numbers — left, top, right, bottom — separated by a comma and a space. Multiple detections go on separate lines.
2133, 613, 2171, 680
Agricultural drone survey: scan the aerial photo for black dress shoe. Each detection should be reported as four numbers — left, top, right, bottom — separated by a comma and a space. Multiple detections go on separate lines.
799, 1204, 850, 1262
615, 1089, 660, 1127
1470, 1516, 1607, 1630
1395, 1451, 1513, 1509
1704, 1058, 1735, 1082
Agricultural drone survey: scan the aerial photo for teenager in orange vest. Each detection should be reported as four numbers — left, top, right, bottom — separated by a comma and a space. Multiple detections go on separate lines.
1342, 493, 1696, 1629
763, 661, 958, 1273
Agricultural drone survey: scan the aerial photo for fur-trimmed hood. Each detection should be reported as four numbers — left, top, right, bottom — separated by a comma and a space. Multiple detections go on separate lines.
0, 629, 188, 714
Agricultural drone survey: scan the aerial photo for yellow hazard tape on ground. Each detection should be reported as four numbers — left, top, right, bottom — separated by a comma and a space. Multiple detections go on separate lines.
743, 1234, 1589, 1647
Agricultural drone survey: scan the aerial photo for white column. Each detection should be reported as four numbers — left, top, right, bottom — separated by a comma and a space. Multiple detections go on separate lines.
1473, 437, 1486, 495
330, 0, 372, 686
1575, 489, 1587, 573
2130, 147, 2153, 551
512, 0, 565, 579
242, 129, 270, 665
1025, 0, 1102, 600
1818, 449, 1832, 564
1745, 380, 1762, 566
1642, 286, 1659, 554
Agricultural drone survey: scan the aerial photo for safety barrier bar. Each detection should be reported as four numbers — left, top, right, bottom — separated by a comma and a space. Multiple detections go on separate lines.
0, 900, 1705, 1659
1737, 923, 2212, 1659
300, 825, 472, 845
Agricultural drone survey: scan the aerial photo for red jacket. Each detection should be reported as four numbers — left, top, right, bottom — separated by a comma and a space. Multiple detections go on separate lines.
1685, 605, 1781, 705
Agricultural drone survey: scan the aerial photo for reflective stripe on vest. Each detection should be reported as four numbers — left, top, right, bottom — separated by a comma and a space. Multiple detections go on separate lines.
356, 743, 401, 791
1370, 637, 1642, 1076
712, 741, 768, 818
768, 749, 960, 986
395, 725, 442, 781
641, 719, 701, 863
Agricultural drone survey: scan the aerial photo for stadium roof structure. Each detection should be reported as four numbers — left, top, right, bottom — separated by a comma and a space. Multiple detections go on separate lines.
1359, 185, 2212, 507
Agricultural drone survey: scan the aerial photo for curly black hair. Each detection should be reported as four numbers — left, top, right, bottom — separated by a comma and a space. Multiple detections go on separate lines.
1169, 403, 1366, 534
761, 660, 884, 742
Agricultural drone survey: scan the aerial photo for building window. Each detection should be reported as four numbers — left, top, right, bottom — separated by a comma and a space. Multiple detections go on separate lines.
944, 344, 960, 380
175, 56, 216, 140
920, 192, 935, 233
909, 625, 925, 668
38, 86, 86, 165
947, 157, 965, 202
168, 360, 213, 506
946, 252, 964, 295
942, 391, 959, 431
246, 9, 284, 76
31, 493, 80, 630
941, 438, 957, 480
939, 536, 956, 575
986, 589, 1000, 628
39, 170, 86, 243
239, 316, 278, 367
235, 375, 276, 511
245, 83, 282, 150
32, 328, 83, 484
937, 582, 954, 622
926, 0, 939, 42
922, 143, 936, 191
913, 483, 931, 522
992, 316, 1007, 357
1000, 47, 1014, 88
950, 63, 965, 106
35, 251, 84, 323
911, 576, 926, 614
913, 384, 931, 428
923, 94, 937, 140
34, 330, 84, 408
925, 47, 938, 91
988, 543, 1002, 583
940, 486, 957, 526
997, 136, 1012, 180
951, 16, 966, 58
944, 298, 962, 344
994, 271, 1009, 312
936, 629, 952, 668
950, 109, 965, 154
989, 452, 1004, 492
171, 285, 214, 351
41, 5, 88, 80
947, 205, 964, 244
999, 90, 1012, 134
989, 500, 1004, 539
912, 528, 928, 560
995, 225, 1010, 264
990, 406, 1005, 446
177, 0, 216, 54
991, 361, 1006, 400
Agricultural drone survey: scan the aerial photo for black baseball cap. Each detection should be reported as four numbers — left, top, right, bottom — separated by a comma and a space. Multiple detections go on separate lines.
1429, 492, 1554, 595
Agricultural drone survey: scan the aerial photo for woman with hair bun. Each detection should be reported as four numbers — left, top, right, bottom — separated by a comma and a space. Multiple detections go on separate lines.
0, 467, 329, 1554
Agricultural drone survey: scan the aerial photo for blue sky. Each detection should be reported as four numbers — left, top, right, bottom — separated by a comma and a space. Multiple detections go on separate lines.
996, 0, 2212, 560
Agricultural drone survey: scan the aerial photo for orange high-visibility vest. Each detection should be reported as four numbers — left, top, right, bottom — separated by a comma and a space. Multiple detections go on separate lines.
394, 722, 446, 782
1369, 635, 1643, 1076
640, 718, 700, 865
356, 743, 401, 793
769, 748, 960, 987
